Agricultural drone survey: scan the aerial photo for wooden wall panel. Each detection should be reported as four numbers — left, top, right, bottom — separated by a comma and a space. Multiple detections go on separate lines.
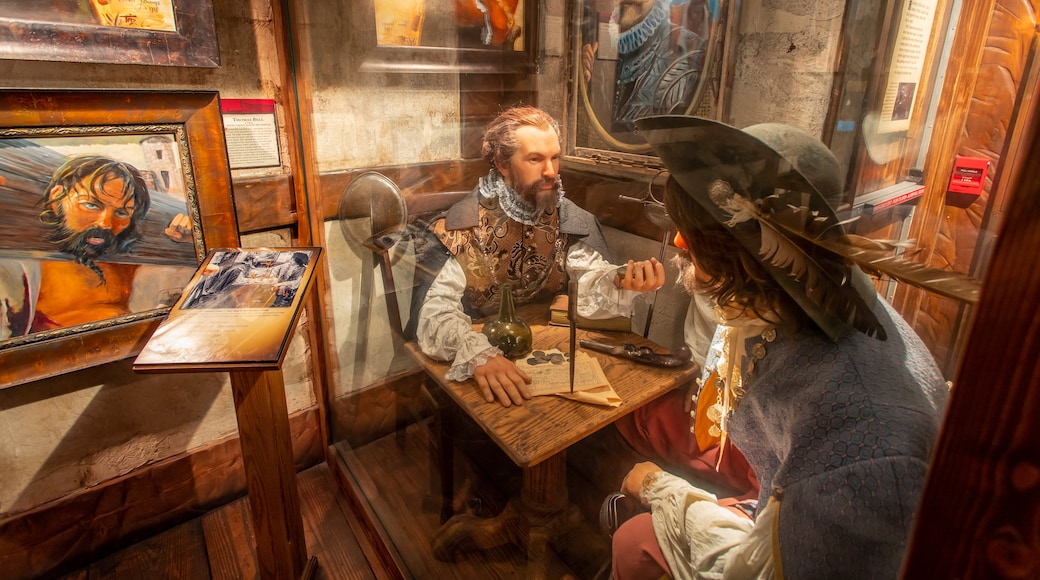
903, 60, 1040, 578
897, 0, 1035, 376
232, 174, 297, 233
232, 160, 663, 243
316, 160, 487, 222
231, 161, 493, 235
0, 407, 323, 580
564, 165, 668, 242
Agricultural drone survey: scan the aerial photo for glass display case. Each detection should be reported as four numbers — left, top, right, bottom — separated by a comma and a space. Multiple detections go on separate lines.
283, 0, 1029, 576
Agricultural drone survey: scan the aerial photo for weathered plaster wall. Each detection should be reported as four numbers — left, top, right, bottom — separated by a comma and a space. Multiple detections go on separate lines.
0, 1, 313, 518
297, 0, 462, 171
727, 0, 845, 134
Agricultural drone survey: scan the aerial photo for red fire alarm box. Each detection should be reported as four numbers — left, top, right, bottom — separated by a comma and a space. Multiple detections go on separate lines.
947, 156, 989, 195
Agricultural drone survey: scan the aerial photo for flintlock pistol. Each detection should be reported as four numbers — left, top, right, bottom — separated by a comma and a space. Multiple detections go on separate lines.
579, 339, 692, 368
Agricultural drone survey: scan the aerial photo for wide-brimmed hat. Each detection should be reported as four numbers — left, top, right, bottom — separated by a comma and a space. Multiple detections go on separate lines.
636, 115, 884, 340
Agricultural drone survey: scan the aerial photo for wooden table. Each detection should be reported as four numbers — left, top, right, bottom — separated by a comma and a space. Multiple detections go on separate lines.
405, 303, 698, 576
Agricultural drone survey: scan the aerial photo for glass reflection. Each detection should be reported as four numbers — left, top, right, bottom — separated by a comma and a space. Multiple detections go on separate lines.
579, 0, 720, 150
288, 0, 1003, 576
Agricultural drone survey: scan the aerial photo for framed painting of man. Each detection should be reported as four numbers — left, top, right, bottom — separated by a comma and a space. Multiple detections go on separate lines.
572, 0, 731, 156
374, 0, 525, 49
0, 90, 237, 389
0, 0, 219, 67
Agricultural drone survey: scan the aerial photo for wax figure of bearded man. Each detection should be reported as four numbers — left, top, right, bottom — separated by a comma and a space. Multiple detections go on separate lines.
407, 105, 666, 407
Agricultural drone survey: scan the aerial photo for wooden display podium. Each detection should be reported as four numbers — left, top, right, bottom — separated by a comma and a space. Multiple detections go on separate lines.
134, 247, 323, 580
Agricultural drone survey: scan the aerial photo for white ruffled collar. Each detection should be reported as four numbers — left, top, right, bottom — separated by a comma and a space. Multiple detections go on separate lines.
477, 169, 564, 225
612, 0, 669, 55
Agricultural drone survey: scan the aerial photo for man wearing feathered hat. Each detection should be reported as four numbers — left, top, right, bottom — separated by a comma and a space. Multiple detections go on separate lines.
605, 116, 948, 579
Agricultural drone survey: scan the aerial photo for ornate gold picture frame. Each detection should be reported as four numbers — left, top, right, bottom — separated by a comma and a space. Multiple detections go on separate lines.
0, 0, 219, 67
572, 0, 730, 156
0, 90, 237, 388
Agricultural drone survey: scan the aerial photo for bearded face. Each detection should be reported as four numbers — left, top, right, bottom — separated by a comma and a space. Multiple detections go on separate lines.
499, 124, 563, 213
51, 223, 118, 261
46, 206, 137, 284
44, 174, 141, 284
616, 0, 657, 32
509, 167, 562, 213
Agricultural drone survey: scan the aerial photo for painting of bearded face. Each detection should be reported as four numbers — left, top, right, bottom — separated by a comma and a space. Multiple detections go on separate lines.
40, 156, 151, 281
0, 90, 233, 387
0, 132, 200, 346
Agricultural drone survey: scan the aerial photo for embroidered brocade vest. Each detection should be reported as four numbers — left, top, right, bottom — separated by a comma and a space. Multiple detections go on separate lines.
432, 195, 568, 316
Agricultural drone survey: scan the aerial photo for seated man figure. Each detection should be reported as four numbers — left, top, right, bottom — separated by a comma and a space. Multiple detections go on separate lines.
407, 105, 665, 407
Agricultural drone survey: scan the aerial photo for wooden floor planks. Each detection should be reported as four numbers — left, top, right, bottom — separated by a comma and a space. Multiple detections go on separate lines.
90, 519, 211, 579
58, 463, 378, 580
295, 462, 376, 580
53, 415, 617, 580
339, 416, 610, 579
201, 494, 259, 580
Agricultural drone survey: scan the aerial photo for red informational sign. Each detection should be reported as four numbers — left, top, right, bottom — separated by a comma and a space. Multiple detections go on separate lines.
947, 156, 990, 195
219, 98, 276, 114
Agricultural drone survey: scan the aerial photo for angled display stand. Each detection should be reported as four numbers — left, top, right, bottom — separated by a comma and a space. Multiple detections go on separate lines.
134, 247, 323, 580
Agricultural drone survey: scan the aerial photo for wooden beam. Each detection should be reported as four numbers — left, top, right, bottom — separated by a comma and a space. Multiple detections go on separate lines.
229, 369, 308, 580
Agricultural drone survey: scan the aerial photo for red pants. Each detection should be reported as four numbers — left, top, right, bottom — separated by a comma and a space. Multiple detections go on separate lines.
613, 512, 670, 580
611, 390, 759, 578
614, 389, 760, 501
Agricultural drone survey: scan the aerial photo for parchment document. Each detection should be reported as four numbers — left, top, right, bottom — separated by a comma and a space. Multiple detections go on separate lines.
515, 350, 620, 406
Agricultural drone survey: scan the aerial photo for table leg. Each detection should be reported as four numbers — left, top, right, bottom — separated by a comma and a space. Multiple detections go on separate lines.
437, 400, 455, 523
229, 369, 307, 580
431, 452, 583, 573
521, 452, 569, 515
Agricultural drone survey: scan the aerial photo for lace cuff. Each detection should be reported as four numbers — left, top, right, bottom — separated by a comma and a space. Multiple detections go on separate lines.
446, 346, 503, 382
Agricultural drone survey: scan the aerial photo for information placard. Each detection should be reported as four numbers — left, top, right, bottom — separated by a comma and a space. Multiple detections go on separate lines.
221, 99, 281, 169
134, 247, 321, 372
877, 0, 938, 134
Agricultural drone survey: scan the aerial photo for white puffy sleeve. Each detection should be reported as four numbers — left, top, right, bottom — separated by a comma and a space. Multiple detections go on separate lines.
415, 256, 502, 381
566, 241, 641, 319
643, 472, 775, 580
416, 240, 643, 382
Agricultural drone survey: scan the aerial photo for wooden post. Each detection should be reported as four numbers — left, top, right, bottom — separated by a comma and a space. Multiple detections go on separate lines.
229, 369, 307, 580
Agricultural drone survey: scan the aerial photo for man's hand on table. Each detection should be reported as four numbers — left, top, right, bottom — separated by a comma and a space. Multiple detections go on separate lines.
474, 355, 533, 407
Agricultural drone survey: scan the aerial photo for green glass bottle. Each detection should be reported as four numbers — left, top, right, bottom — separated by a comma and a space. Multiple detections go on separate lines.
482, 283, 533, 359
